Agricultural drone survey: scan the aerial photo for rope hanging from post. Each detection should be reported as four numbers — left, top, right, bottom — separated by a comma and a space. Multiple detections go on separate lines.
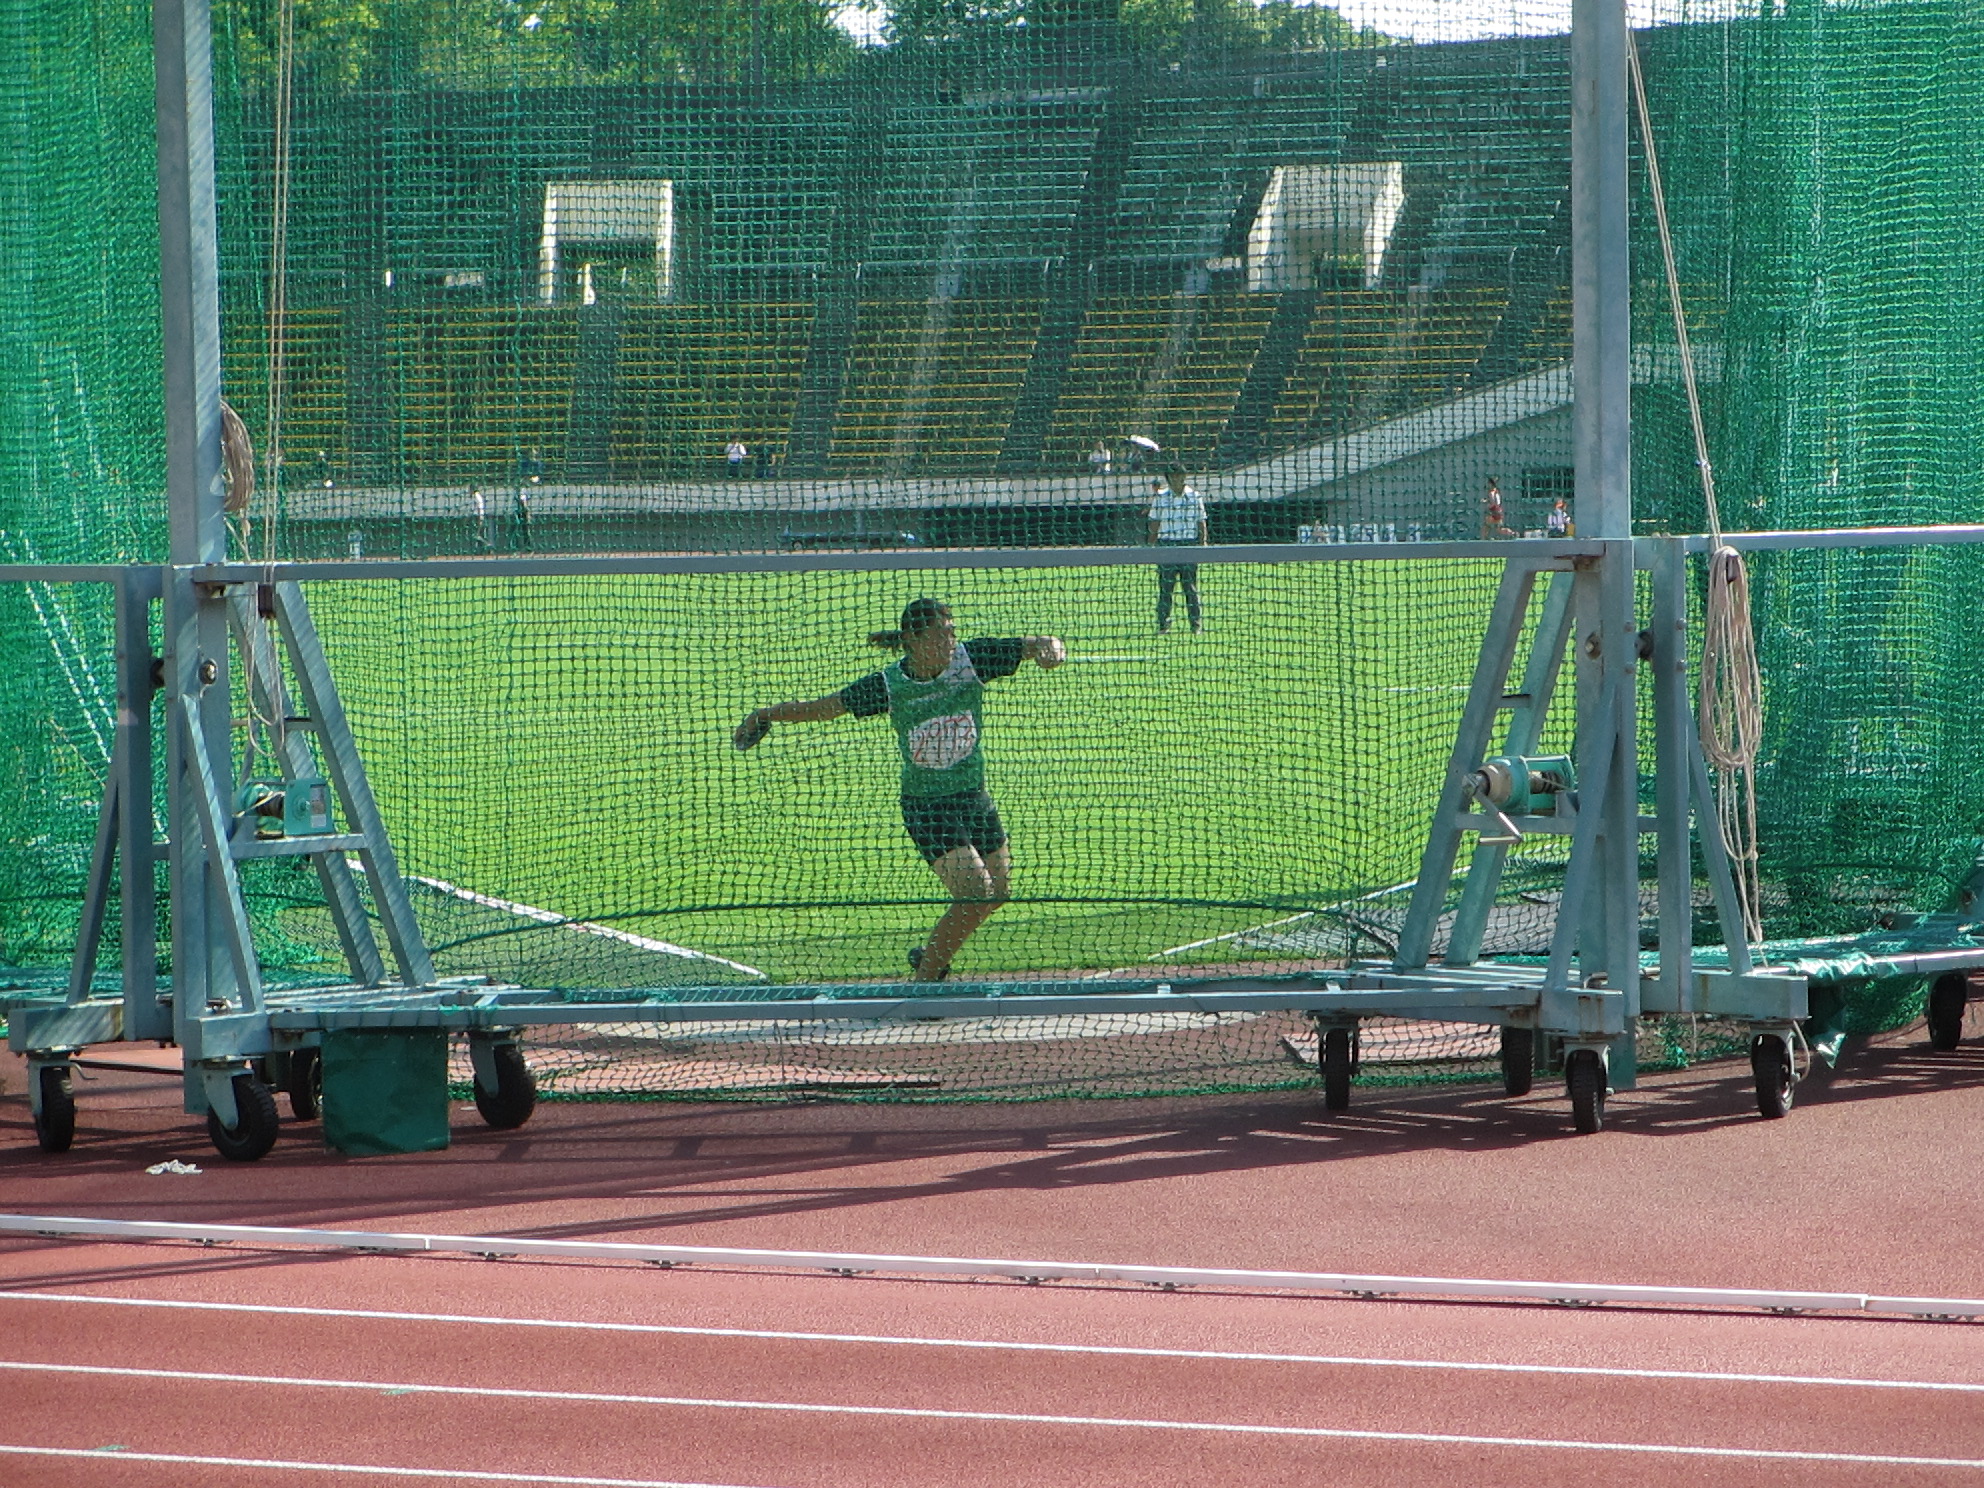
220, 397, 255, 532
1629, 33, 1764, 943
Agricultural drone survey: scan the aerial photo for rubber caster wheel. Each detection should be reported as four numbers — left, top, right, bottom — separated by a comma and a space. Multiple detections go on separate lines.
473, 1043, 537, 1131
286, 1048, 322, 1121
206, 1073, 280, 1162
1927, 974, 1967, 1052
33, 1066, 75, 1154
1322, 1026, 1353, 1112
1566, 1048, 1606, 1134
1750, 1034, 1794, 1119
1500, 1027, 1534, 1098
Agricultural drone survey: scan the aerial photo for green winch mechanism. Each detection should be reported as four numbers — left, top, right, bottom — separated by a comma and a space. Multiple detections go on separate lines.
236, 776, 335, 839
1465, 754, 1577, 843
1473, 754, 1576, 815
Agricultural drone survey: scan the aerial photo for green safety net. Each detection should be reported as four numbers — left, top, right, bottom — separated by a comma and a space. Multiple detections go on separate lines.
4, 0, 1983, 1099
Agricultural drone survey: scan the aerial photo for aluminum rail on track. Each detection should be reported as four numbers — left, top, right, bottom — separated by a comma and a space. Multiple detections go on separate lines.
1, 1214, 1977, 1321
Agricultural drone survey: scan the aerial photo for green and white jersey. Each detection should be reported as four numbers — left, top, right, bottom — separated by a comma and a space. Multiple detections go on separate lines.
840, 638, 1025, 798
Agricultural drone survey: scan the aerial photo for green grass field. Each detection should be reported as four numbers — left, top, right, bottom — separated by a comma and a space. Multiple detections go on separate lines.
308, 559, 1506, 986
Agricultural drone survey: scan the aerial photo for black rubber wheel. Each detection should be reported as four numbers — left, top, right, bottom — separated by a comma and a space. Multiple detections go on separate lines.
1750, 1034, 1794, 1119
33, 1066, 75, 1154
1566, 1048, 1606, 1134
473, 1043, 537, 1131
1322, 1026, 1353, 1112
206, 1073, 280, 1162
286, 1048, 323, 1122
1500, 1027, 1535, 1098
1927, 974, 1967, 1052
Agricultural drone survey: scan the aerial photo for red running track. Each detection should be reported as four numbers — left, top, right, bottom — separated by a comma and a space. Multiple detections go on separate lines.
0, 1025, 1979, 1484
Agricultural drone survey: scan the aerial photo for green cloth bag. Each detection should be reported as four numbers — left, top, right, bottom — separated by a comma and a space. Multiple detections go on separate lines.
320, 1030, 451, 1155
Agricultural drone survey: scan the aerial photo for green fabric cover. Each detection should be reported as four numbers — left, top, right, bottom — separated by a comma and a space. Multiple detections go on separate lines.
320, 1030, 451, 1156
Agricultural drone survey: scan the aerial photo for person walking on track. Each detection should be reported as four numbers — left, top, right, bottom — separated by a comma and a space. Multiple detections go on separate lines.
732, 597, 1065, 982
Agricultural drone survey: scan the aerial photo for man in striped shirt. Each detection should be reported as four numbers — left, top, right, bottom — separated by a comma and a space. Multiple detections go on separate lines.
1146, 466, 1207, 633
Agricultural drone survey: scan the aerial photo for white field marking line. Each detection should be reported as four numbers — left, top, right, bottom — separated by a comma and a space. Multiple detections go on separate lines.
5, 1214, 1982, 1321
405, 873, 766, 979
0, 1444, 779, 1488
3, 1360, 1982, 1471
1148, 877, 1417, 960
2, 1290, 1978, 1396
1062, 654, 1164, 663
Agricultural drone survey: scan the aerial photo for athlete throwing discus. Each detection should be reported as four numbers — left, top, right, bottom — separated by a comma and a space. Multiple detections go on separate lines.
733, 597, 1065, 982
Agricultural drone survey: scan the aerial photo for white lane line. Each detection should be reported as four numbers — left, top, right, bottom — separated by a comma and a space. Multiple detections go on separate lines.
0, 1444, 780, 1488
3, 1289, 1977, 1395
2, 1360, 1982, 1470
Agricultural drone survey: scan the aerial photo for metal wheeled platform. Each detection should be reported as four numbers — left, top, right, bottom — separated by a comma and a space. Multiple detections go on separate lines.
10, 0, 1982, 1161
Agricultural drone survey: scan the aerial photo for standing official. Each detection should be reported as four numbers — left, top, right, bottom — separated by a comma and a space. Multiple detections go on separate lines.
1147, 466, 1207, 634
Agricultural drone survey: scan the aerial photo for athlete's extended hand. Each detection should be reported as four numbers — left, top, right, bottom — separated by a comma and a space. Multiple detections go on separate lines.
1030, 636, 1066, 670
733, 710, 772, 751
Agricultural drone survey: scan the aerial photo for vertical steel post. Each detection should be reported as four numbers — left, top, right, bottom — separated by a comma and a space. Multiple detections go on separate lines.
118, 568, 166, 1039
155, 0, 234, 1086
1649, 539, 1692, 1014
1572, 0, 1640, 1083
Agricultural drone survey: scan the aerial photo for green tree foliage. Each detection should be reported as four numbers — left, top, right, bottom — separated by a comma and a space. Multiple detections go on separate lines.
879, 0, 1387, 54
218, 0, 860, 90
1120, 0, 1388, 59
885, 0, 1026, 46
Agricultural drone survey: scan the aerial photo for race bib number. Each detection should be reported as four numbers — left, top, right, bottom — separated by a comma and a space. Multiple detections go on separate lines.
906, 711, 978, 770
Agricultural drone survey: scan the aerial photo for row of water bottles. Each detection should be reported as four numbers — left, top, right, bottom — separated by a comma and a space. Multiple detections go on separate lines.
1296, 522, 1424, 544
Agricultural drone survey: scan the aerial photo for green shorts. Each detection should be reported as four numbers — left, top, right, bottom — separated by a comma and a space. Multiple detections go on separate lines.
901, 789, 1007, 864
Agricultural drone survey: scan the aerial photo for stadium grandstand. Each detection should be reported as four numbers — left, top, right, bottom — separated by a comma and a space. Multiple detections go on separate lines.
210, 28, 1597, 557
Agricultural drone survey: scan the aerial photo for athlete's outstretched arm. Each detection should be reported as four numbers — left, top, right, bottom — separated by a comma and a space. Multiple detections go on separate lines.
733, 692, 848, 750
1021, 636, 1066, 669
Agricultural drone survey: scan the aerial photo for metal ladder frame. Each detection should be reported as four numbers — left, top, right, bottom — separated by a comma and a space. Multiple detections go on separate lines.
22, 570, 435, 1128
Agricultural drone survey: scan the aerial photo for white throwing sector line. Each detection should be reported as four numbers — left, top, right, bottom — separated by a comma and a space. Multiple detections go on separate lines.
405, 873, 765, 978
4, 1213, 1981, 1320
1, 1290, 1977, 1395
0, 1361, 1979, 1470
1151, 877, 1417, 959
0, 1445, 777, 1488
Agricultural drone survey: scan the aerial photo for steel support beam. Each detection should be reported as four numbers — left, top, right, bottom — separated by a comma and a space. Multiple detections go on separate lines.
1572, 0, 1639, 1085
1648, 539, 1692, 1012
116, 568, 165, 1039
156, 0, 231, 1111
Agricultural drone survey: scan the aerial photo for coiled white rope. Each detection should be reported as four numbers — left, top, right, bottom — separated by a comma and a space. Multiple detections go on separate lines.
1630, 34, 1764, 943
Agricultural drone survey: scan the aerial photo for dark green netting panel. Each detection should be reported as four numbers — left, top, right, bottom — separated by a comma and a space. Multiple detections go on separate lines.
6, 0, 1984, 1098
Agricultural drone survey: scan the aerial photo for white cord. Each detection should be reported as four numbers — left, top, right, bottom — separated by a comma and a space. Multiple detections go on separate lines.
1701, 548, 1764, 938
1630, 34, 1765, 945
